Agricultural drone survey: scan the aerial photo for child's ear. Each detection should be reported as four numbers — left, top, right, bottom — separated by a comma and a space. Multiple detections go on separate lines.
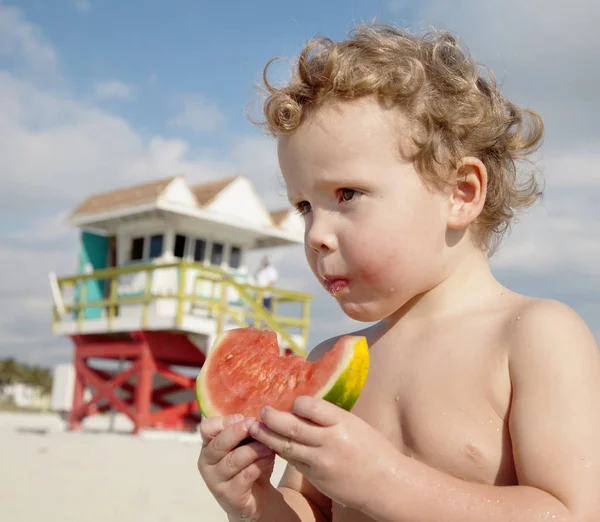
447, 157, 487, 230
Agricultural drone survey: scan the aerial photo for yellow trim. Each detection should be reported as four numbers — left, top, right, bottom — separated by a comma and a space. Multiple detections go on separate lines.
142, 269, 152, 329
108, 278, 117, 329
176, 264, 187, 327
51, 260, 312, 356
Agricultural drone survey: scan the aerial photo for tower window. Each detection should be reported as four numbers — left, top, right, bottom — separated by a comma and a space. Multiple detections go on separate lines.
194, 239, 206, 262
149, 235, 164, 259
130, 237, 144, 261
174, 234, 187, 258
229, 246, 242, 269
210, 243, 224, 266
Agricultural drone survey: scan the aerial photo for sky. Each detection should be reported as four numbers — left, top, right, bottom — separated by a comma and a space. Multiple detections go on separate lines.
1, 0, 599, 366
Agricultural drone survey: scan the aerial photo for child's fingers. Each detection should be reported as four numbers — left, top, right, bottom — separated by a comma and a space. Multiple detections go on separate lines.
292, 395, 341, 427
249, 421, 313, 464
259, 406, 322, 446
203, 418, 256, 465
229, 454, 276, 493
216, 441, 274, 482
200, 414, 244, 445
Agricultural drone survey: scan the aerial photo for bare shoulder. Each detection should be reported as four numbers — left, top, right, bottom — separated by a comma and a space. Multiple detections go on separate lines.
505, 296, 600, 395
507, 297, 600, 365
307, 323, 378, 362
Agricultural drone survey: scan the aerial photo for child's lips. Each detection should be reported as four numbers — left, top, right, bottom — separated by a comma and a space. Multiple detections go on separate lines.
323, 277, 350, 295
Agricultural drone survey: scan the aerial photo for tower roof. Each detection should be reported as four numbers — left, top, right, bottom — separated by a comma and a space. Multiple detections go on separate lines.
189, 176, 238, 206
70, 176, 177, 218
67, 174, 304, 248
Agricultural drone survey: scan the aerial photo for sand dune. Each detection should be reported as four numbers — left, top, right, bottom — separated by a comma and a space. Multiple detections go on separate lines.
0, 412, 287, 522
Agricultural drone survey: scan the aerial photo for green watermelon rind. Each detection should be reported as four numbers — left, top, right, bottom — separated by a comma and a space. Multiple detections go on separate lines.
195, 330, 369, 419
196, 330, 232, 419
317, 336, 369, 411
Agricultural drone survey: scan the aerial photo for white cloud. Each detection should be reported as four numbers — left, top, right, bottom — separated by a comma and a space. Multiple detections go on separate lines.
492, 194, 600, 277
169, 94, 225, 133
0, 72, 145, 216
0, 4, 59, 79
0, 73, 271, 219
0, 68, 285, 221
74, 0, 92, 13
492, 149, 600, 271
0, 218, 76, 364
539, 153, 600, 188
387, 0, 600, 150
229, 135, 289, 208
92, 80, 136, 100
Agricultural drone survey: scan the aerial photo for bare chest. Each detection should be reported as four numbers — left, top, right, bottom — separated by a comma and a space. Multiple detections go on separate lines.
332, 331, 516, 522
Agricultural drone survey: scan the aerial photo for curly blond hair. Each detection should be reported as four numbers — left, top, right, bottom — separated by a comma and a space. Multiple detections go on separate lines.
256, 23, 544, 254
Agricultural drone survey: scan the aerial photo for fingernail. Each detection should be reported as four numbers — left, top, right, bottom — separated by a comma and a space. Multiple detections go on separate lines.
233, 414, 244, 422
248, 422, 259, 436
244, 417, 255, 429
260, 407, 268, 419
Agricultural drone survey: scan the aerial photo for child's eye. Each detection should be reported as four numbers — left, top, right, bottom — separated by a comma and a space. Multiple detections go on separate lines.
294, 201, 311, 215
337, 188, 358, 203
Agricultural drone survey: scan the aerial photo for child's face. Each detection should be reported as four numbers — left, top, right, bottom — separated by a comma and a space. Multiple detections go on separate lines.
278, 97, 452, 322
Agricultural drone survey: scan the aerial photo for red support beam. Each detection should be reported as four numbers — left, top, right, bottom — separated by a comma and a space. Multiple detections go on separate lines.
67, 330, 205, 434
152, 383, 182, 399
148, 399, 199, 428
154, 361, 195, 388
71, 359, 137, 424
68, 360, 86, 431
134, 351, 155, 433
72, 342, 145, 359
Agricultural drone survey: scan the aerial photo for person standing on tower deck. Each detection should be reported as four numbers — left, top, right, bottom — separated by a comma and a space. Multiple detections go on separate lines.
254, 256, 278, 311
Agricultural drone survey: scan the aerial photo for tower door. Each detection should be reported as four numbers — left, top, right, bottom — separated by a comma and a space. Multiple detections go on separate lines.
75, 231, 110, 319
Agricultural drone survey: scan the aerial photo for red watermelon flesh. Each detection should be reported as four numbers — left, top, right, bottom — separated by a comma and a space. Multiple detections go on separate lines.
197, 327, 369, 420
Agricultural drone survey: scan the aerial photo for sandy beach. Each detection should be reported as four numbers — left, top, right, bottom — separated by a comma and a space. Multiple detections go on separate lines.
0, 412, 287, 522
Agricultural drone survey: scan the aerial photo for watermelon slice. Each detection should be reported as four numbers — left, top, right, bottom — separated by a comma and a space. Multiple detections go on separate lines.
196, 327, 369, 420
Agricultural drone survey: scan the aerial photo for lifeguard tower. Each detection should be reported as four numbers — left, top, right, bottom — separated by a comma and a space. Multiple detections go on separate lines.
49, 174, 312, 433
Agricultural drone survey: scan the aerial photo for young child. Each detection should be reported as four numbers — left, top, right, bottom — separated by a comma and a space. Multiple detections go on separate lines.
198, 24, 600, 522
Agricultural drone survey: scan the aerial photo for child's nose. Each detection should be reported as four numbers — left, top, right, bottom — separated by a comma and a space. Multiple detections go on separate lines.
306, 214, 337, 253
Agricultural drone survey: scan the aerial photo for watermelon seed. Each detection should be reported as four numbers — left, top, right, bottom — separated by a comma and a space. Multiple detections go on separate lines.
226, 354, 233, 360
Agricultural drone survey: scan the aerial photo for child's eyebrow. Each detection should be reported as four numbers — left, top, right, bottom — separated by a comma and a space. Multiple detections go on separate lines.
286, 174, 371, 203
314, 175, 369, 192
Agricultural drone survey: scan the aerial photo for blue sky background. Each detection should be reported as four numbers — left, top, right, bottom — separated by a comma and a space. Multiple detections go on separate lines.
6, 1, 394, 146
1, 0, 599, 366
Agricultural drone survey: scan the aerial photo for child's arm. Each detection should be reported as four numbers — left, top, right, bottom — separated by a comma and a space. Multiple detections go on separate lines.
268, 464, 332, 522
238, 481, 329, 522
359, 299, 600, 522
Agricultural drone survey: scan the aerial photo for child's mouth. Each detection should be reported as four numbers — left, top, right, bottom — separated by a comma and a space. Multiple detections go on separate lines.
323, 278, 349, 295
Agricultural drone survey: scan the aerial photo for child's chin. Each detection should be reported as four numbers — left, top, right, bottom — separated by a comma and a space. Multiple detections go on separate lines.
339, 302, 386, 323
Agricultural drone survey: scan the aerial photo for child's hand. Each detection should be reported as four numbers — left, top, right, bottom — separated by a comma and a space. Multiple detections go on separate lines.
248, 396, 398, 513
198, 414, 278, 521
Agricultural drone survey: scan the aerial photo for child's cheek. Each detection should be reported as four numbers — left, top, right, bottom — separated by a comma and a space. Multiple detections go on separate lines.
355, 243, 405, 289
